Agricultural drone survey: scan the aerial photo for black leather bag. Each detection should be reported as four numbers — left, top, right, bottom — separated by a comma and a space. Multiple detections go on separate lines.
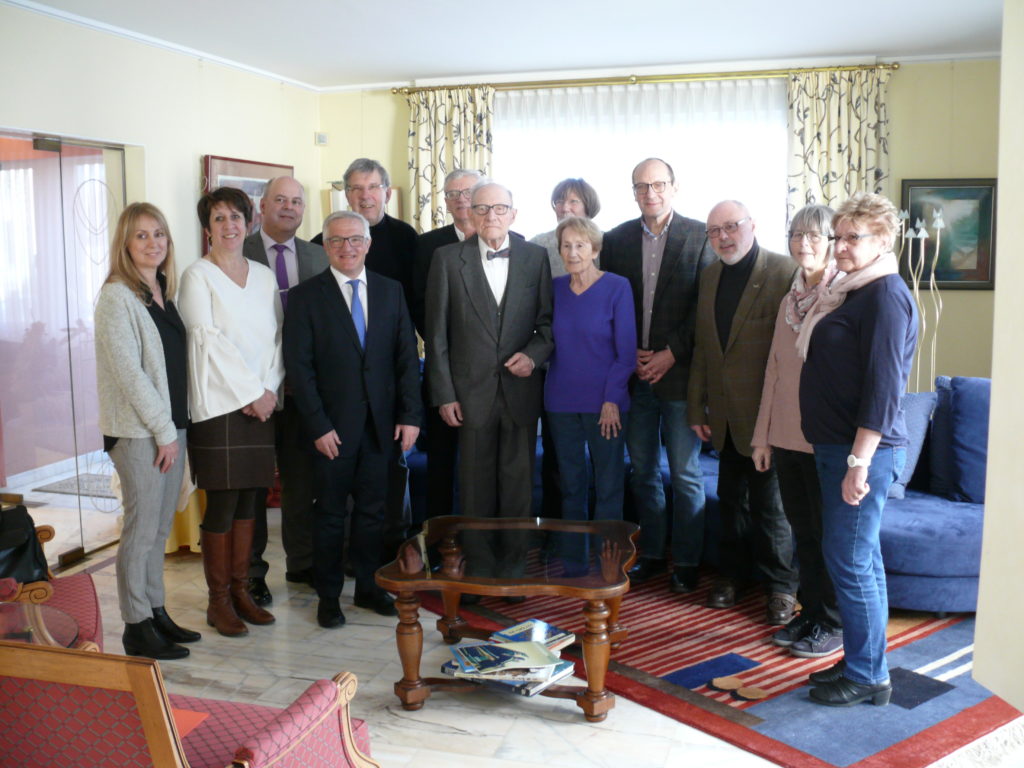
0, 504, 49, 584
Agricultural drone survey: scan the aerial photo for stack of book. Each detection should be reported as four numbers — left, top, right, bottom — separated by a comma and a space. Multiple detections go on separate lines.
441, 619, 577, 696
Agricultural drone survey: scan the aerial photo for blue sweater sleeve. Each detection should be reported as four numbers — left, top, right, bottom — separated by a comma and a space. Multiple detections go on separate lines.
856, 278, 917, 435
603, 278, 638, 407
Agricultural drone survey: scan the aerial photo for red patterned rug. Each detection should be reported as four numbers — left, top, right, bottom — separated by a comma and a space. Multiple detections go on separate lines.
418, 571, 1022, 768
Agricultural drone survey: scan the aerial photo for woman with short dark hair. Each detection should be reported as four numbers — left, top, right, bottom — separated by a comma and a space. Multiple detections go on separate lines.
179, 186, 284, 637
797, 193, 917, 707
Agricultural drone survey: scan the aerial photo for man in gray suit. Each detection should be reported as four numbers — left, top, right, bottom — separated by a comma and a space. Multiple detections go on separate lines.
425, 181, 553, 577
243, 175, 328, 604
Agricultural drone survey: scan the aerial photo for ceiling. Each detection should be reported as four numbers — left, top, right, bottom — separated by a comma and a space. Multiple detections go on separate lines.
12, 0, 1004, 90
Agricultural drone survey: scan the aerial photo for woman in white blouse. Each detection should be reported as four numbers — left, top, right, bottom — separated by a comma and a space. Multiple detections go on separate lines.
178, 187, 284, 637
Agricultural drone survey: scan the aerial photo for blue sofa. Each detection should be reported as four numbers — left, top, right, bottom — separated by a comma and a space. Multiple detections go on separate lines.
407, 376, 987, 615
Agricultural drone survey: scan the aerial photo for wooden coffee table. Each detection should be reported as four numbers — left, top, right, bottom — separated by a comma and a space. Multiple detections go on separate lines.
375, 516, 638, 722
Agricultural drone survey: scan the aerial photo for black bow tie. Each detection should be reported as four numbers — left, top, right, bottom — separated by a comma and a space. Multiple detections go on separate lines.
486, 248, 510, 260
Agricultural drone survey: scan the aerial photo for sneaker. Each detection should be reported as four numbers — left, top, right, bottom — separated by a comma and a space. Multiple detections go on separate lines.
790, 624, 844, 658
772, 614, 813, 647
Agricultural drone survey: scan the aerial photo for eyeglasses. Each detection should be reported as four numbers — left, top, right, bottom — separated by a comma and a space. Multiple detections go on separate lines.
705, 218, 751, 239
788, 231, 827, 243
444, 189, 474, 200
324, 235, 368, 248
471, 203, 512, 216
553, 198, 583, 207
345, 184, 387, 194
830, 232, 876, 245
632, 181, 670, 196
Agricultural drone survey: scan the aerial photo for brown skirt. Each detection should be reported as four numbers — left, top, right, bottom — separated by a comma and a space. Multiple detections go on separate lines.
187, 410, 275, 491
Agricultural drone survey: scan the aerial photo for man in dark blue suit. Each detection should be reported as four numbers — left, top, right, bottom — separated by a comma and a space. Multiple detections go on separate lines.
284, 211, 422, 629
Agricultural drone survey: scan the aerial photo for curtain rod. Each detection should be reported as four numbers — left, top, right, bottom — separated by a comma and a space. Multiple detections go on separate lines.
391, 62, 899, 95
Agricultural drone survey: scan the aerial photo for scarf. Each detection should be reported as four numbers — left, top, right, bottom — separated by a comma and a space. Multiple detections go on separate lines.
795, 251, 899, 361
784, 260, 841, 333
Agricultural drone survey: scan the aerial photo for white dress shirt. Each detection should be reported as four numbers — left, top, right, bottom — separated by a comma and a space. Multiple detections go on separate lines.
259, 229, 299, 287
331, 265, 369, 328
477, 235, 511, 303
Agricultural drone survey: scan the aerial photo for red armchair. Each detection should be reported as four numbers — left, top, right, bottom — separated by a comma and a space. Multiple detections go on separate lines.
0, 640, 380, 767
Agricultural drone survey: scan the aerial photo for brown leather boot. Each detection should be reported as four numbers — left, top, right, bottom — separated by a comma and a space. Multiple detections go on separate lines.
230, 519, 275, 625
201, 530, 247, 637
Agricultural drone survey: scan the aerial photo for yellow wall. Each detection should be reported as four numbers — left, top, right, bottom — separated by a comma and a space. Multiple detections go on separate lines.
887, 59, 1000, 380
0, 4, 322, 267
974, 0, 1024, 711
316, 90, 410, 224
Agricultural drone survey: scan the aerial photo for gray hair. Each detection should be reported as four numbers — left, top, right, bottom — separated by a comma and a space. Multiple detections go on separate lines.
790, 204, 835, 238
343, 158, 390, 189
470, 179, 512, 206
444, 169, 483, 187
323, 209, 371, 238
556, 216, 603, 252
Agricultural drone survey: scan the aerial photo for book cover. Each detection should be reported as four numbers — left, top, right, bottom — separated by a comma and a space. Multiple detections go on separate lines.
449, 640, 561, 679
441, 659, 576, 696
491, 618, 575, 651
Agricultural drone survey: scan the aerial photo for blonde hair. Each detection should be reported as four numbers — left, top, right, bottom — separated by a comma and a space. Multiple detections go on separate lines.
556, 215, 603, 252
106, 202, 177, 303
833, 193, 900, 251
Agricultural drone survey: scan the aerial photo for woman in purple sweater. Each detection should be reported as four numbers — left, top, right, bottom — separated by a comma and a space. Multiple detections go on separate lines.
545, 216, 636, 569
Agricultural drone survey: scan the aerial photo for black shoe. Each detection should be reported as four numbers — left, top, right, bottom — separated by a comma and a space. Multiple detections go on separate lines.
810, 676, 892, 707
317, 598, 346, 629
354, 591, 398, 617
504, 595, 526, 604
152, 607, 201, 643
461, 593, 481, 606
627, 558, 666, 585
285, 568, 315, 586
669, 566, 699, 594
248, 577, 272, 606
808, 659, 846, 684
707, 578, 737, 609
772, 614, 812, 647
123, 618, 189, 660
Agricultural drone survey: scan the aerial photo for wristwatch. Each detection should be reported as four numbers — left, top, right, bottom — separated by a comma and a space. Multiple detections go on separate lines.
847, 454, 871, 469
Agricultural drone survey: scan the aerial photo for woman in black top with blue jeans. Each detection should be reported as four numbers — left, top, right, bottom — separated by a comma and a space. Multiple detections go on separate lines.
797, 193, 918, 707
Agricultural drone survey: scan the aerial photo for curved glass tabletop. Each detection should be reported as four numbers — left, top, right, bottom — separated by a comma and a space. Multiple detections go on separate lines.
376, 516, 639, 597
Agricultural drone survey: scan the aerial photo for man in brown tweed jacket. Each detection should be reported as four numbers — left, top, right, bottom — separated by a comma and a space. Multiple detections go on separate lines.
688, 200, 799, 624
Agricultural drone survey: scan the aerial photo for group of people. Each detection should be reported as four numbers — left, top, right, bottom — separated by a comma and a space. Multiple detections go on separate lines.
95, 153, 916, 710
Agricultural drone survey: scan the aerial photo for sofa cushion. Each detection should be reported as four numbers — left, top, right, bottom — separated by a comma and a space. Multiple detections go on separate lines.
888, 391, 937, 499
948, 376, 990, 503
928, 376, 954, 496
879, 491, 984, 577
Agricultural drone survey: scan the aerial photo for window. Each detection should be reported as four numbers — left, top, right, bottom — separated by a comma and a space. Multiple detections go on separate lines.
493, 78, 788, 251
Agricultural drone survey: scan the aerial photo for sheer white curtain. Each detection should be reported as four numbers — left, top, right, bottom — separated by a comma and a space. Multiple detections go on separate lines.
493, 78, 789, 252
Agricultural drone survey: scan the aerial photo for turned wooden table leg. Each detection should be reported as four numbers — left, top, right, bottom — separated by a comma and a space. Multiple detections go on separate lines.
578, 598, 616, 721
607, 595, 628, 648
394, 590, 431, 710
435, 589, 468, 643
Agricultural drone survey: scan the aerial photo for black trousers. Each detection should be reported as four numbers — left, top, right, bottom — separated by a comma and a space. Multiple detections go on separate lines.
458, 392, 535, 578
773, 447, 841, 629
312, 422, 388, 600
251, 395, 316, 577
716, 430, 798, 594
424, 403, 459, 520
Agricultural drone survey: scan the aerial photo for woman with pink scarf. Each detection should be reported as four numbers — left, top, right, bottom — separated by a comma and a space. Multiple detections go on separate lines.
797, 193, 917, 708
752, 204, 842, 660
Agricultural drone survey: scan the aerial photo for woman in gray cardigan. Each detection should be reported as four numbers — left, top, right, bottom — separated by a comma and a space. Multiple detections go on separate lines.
95, 202, 199, 660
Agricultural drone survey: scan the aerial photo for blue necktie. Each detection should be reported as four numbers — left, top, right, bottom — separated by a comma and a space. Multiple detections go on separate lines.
348, 279, 365, 348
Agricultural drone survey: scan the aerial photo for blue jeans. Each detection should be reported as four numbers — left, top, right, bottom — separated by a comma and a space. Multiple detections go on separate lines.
814, 444, 905, 686
626, 381, 706, 566
547, 410, 628, 568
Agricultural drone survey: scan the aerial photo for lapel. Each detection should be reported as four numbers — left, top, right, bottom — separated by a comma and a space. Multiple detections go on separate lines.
653, 212, 685, 309
724, 248, 768, 354
703, 260, 725, 355
458, 236, 499, 342
318, 269, 364, 355
295, 239, 314, 282
500, 238, 529, 340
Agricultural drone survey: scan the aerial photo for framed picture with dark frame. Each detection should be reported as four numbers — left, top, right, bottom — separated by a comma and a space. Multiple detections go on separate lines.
201, 155, 293, 254
899, 178, 997, 290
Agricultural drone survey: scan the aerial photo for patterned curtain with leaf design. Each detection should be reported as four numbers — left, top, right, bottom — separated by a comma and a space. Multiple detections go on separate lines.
786, 69, 892, 221
407, 86, 494, 233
